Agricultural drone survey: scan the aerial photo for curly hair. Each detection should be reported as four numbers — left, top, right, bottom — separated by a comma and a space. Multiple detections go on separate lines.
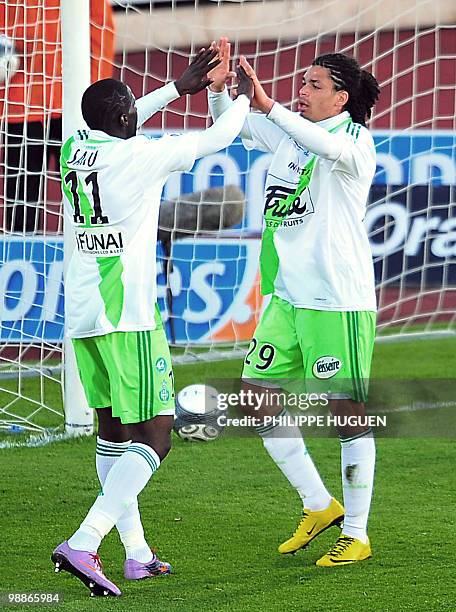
312, 53, 380, 126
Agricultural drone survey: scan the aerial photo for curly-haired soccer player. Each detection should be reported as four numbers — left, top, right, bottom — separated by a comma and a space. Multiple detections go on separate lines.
208, 39, 380, 567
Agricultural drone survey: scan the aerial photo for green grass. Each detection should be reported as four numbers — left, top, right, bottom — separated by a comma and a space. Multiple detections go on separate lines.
1, 339, 456, 610
1, 337, 455, 436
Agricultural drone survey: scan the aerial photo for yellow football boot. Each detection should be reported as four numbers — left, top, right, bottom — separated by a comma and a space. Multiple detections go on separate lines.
316, 534, 372, 567
278, 498, 344, 554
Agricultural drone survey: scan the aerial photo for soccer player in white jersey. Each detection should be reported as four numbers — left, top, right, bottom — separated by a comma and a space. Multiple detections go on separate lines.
208, 39, 380, 566
51, 48, 254, 596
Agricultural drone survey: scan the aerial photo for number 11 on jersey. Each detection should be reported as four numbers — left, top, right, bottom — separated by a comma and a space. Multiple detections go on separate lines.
64, 171, 109, 227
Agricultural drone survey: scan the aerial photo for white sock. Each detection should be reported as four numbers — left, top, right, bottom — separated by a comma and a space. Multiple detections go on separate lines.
257, 410, 332, 511
340, 431, 376, 544
68, 443, 160, 552
95, 438, 154, 563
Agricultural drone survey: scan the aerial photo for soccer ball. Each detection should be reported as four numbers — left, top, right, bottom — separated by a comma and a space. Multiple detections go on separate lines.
0, 35, 20, 83
173, 384, 224, 442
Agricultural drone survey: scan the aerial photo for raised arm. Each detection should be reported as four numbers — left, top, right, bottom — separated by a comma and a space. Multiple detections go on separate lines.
136, 83, 180, 128
195, 66, 253, 158
239, 56, 345, 160
196, 94, 250, 158
207, 38, 284, 153
143, 66, 254, 178
207, 86, 233, 121
136, 47, 221, 127
266, 103, 344, 160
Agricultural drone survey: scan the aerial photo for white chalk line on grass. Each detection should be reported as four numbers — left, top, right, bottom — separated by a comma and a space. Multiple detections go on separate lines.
0, 431, 72, 450
374, 400, 456, 414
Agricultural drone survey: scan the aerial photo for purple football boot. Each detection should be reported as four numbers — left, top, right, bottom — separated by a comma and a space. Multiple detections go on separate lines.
51, 541, 121, 597
124, 553, 172, 580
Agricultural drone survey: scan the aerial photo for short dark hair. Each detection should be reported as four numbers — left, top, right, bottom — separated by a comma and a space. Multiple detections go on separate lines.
312, 53, 380, 126
81, 79, 132, 131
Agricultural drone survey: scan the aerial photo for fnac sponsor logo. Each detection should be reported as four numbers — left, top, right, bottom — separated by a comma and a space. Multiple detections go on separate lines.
312, 356, 342, 379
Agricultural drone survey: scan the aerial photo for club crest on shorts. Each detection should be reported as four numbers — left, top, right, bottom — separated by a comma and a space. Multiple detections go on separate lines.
155, 357, 167, 373
312, 356, 342, 379
159, 381, 170, 402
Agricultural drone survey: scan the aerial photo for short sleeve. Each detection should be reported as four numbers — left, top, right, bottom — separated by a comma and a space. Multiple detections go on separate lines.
331, 127, 376, 179
241, 113, 285, 153
133, 132, 200, 181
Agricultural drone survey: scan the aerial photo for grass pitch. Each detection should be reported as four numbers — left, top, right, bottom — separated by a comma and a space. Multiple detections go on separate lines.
1, 339, 456, 611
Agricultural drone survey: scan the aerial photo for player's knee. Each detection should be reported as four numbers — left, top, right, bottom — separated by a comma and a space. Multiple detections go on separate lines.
129, 414, 173, 459
96, 408, 130, 442
338, 425, 371, 440
149, 430, 172, 461
330, 398, 369, 438
240, 381, 264, 415
160, 436, 172, 460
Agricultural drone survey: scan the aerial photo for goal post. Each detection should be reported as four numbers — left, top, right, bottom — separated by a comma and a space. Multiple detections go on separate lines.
60, 0, 93, 437
0, 0, 455, 443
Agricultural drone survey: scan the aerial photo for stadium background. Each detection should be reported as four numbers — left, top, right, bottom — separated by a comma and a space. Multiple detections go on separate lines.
0, 2, 455, 610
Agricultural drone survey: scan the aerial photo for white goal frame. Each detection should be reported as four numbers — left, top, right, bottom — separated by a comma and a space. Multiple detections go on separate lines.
61, 0, 93, 436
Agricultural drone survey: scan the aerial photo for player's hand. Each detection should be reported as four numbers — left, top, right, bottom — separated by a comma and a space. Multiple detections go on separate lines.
239, 56, 274, 114
232, 65, 254, 102
208, 37, 236, 93
175, 47, 221, 96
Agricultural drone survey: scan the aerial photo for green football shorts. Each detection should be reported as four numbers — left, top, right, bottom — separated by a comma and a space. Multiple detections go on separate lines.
242, 295, 376, 403
72, 306, 175, 424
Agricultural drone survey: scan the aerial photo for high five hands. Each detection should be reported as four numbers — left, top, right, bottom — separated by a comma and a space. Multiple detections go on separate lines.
175, 47, 221, 96
174, 38, 262, 107
175, 41, 254, 102
208, 37, 235, 93
207, 37, 254, 101
238, 56, 274, 114
208, 37, 274, 113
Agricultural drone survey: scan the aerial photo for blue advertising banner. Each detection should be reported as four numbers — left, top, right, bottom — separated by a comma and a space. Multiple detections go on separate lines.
367, 185, 456, 285
0, 239, 64, 343
0, 237, 260, 344
1, 132, 455, 344
158, 130, 455, 230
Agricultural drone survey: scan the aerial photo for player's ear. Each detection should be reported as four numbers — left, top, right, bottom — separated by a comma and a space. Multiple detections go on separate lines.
337, 90, 349, 109
120, 114, 128, 127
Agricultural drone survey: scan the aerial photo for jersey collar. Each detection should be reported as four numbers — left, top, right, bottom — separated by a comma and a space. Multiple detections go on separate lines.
89, 129, 121, 141
316, 111, 350, 130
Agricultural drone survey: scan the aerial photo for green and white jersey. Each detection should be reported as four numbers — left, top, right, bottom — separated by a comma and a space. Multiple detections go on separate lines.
61, 129, 198, 338
208, 89, 377, 312
243, 109, 377, 311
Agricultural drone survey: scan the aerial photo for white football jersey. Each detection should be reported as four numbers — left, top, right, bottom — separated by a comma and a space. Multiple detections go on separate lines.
242, 110, 377, 311
61, 129, 199, 338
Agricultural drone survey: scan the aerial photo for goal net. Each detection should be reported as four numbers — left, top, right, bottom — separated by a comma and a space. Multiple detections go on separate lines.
1, 0, 455, 440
